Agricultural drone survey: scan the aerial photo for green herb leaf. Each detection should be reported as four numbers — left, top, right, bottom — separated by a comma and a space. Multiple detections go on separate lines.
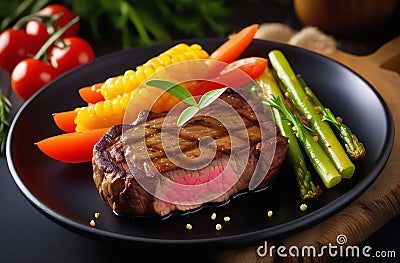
0, 90, 12, 155
147, 79, 227, 127
146, 79, 198, 106
198, 87, 227, 109
268, 95, 306, 143
177, 105, 199, 127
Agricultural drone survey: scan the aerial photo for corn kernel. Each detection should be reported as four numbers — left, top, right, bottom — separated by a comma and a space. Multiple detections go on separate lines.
267, 210, 273, 217
211, 213, 217, 220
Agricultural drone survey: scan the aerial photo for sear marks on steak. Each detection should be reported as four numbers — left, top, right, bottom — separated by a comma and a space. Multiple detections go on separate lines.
92, 90, 288, 217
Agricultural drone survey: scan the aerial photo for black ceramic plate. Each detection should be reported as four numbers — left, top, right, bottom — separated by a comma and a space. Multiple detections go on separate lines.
6, 39, 394, 248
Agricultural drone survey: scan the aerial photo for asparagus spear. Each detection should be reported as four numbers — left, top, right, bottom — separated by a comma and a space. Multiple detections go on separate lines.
267, 94, 342, 188
268, 50, 355, 179
253, 69, 321, 199
297, 75, 366, 161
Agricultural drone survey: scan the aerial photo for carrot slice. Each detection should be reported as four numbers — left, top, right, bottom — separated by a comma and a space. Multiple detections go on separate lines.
79, 83, 104, 104
210, 24, 259, 64
36, 128, 109, 163
53, 110, 77, 133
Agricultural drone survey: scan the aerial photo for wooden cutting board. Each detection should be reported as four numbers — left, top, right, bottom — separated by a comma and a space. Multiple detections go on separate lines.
217, 36, 400, 262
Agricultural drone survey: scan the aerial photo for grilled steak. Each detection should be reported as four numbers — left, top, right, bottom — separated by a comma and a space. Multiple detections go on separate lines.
92, 89, 288, 217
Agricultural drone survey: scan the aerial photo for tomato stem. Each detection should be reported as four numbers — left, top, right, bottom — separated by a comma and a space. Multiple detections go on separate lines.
1, 0, 38, 31
33, 16, 79, 61
54, 38, 68, 49
12, 13, 61, 30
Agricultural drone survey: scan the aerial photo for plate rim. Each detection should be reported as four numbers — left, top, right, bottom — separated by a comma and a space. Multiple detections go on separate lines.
6, 38, 395, 247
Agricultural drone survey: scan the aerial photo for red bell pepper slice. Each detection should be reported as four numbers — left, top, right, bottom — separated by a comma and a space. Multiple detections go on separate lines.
78, 83, 104, 104
53, 110, 77, 133
188, 57, 268, 96
36, 128, 110, 163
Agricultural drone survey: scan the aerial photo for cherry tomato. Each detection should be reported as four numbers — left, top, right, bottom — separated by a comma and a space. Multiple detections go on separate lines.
25, 18, 49, 40
11, 58, 59, 100
26, 4, 79, 39
0, 29, 47, 73
49, 37, 95, 73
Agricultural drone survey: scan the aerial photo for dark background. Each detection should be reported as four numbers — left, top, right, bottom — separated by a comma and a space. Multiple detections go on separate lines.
73, 0, 400, 56
1, 0, 399, 262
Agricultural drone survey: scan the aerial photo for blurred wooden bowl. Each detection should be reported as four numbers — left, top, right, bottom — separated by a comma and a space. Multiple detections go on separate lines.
294, 0, 397, 36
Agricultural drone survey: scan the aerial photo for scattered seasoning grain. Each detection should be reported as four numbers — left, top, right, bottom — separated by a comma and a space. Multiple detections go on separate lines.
300, 203, 308, 212
336, 116, 343, 123
284, 91, 289, 98
305, 96, 310, 101
223, 216, 230, 222
94, 212, 100, 219
90, 220, 96, 227
292, 126, 298, 135
186, 223, 193, 230
267, 210, 273, 218
312, 136, 319, 142
314, 106, 322, 114
211, 212, 217, 220
215, 223, 222, 231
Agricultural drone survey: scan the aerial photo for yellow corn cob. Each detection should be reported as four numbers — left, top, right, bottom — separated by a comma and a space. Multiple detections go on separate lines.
74, 92, 130, 132
100, 43, 209, 100
74, 43, 208, 132
74, 85, 182, 132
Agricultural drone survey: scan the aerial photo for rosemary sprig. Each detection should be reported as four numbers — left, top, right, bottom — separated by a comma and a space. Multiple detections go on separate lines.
267, 95, 342, 189
300, 81, 366, 161
0, 90, 12, 155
